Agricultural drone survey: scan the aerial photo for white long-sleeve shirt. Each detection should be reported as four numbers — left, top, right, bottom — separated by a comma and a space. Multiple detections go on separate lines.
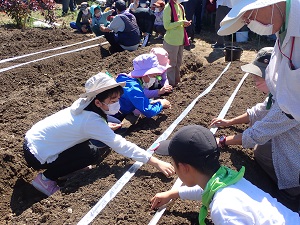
246, 96, 273, 126
178, 178, 300, 224
25, 107, 151, 164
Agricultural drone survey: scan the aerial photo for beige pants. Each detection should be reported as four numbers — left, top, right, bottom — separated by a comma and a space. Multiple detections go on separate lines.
254, 141, 300, 196
163, 41, 183, 86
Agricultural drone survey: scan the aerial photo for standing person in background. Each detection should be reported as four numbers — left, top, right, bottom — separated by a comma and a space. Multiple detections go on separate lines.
181, 0, 202, 41
210, 0, 233, 49
163, 0, 191, 86
153, 0, 166, 40
23, 73, 175, 197
62, 0, 77, 16
100, 0, 141, 52
151, 125, 300, 224
70, 2, 92, 33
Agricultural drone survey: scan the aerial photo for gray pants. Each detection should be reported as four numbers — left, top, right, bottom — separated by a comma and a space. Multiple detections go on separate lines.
214, 5, 231, 45
254, 141, 300, 196
163, 41, 183, 86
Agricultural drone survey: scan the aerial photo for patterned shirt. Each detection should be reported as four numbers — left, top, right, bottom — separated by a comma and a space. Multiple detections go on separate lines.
246, 95, 274, 126
242, 101, 300, 189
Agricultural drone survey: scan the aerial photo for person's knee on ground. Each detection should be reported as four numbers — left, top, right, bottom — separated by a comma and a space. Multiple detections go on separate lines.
92, 25, 104, 36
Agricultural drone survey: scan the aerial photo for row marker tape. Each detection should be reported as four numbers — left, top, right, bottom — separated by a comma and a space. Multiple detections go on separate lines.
0, 36, 103, 64
0, 42, 108, 74
77, 63, 231, 225
148, 72, 249, 225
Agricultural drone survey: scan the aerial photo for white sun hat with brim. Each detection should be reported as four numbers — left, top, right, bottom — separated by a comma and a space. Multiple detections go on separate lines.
70, 72, 126, 115
217, 0, 286, 36
129, 54, 168, 78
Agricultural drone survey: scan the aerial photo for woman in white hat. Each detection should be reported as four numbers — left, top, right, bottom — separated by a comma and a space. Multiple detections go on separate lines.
23, 72, 175, 197
218, 0, 300, 201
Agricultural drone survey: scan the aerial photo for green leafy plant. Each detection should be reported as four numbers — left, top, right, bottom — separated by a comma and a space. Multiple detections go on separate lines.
39, 0, 56, 25
0, 0, 56, 28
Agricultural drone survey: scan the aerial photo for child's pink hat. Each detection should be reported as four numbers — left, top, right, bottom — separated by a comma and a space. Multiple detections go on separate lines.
150, 47, 171, 69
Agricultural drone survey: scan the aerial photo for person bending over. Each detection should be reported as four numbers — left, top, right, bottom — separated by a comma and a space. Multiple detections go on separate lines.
23, 72, 175, 196
113, 53, 171, 121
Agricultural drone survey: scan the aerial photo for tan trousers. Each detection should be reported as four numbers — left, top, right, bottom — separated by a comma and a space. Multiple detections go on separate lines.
254, 141, 300, 196
163, 41, 184, 86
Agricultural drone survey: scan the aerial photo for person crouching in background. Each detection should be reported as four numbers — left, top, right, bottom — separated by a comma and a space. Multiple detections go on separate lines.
70, 2, 92, 34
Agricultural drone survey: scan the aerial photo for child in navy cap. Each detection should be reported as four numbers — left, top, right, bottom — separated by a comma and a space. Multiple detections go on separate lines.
151, 125, 300, 224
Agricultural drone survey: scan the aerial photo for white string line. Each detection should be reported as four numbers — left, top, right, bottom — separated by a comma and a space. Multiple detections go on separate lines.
0, 36, 103, 64
148, 72, 249, 225
0, 42, 108, 74
76, 63, 231, 225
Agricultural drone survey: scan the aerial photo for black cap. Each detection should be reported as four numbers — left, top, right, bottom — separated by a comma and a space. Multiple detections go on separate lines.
155, 125, 219, 161
115, 0, 126, 11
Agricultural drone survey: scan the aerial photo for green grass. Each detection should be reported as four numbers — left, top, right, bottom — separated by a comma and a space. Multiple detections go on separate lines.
0, 0, 96, 29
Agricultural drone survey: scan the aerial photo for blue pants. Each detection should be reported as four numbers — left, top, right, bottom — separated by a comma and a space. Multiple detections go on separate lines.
70, 22, 91, 33
62, 0, 76, 13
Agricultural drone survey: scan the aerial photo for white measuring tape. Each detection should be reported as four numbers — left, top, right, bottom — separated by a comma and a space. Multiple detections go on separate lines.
0, 42, 108, 74
77, 63, 231, 225
0, 36, 103, 64
148, 72, 249, 225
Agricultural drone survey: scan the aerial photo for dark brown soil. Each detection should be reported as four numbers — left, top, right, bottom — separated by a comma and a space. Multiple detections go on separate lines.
0, 26, 296, 225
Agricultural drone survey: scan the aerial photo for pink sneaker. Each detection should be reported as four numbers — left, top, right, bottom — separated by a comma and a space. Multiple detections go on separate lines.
31, 173, 60, 196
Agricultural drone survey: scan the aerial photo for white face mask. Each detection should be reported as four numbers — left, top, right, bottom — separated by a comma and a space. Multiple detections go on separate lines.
82, 9, 89, 15
247, 5, 274, 36
102, 101, 120, 115
143, 76, 156, 89
95, 12, 101, 17
154, 8, 160, 13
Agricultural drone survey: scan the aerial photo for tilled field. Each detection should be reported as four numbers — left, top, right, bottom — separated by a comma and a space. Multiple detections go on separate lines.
1, 27, 294, 225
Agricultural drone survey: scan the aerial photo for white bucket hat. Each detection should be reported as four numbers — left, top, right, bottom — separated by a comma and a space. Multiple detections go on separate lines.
218, 0, 286, 36
70, 72, 125, 115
